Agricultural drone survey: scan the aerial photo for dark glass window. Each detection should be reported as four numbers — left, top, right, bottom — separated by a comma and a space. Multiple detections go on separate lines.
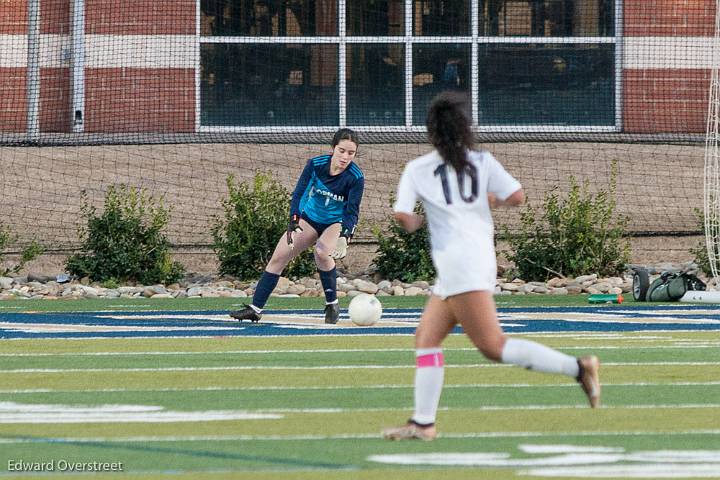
346, 44, 405, 125
201, 0, 337, 36
478, 43, 614, 126
412, 44, 470, 125
347, 0, 404, 36
413, 0, 470, 36
201, 43, 339, 126
481, 0, 614, 36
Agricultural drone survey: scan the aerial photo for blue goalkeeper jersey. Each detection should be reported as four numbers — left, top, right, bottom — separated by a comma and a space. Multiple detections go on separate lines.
290, 154, 364, 236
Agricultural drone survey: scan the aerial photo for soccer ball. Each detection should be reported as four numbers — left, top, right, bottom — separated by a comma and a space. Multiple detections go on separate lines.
348, 293, 382, 326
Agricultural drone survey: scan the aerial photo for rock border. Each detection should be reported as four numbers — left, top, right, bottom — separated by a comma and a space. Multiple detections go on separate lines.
0, 263, 711, 300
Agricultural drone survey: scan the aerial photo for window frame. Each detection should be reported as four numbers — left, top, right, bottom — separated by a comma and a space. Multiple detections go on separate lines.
196, 0, 621, 133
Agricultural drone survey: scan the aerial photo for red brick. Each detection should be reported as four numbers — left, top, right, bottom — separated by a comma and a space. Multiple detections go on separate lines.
85, 67, 195, 132
624, 0, 715, 36
40, 67, 71, 132
0, 0, 27, 34
41, 0, 70, 34
85, 0, 195, 35
0, 67, 27, 132
623, 69, 709, 133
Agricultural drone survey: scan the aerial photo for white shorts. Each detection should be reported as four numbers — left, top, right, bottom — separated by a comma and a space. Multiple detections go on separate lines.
430, 248, 497, 299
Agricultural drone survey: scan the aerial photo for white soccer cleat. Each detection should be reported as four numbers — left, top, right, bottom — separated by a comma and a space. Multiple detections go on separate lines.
382, 421, 437, 441
577, 355, 601, 408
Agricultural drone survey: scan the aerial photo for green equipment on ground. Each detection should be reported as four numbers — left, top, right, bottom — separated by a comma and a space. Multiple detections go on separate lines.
632, 268, 706, 302
588, 294, 624, 304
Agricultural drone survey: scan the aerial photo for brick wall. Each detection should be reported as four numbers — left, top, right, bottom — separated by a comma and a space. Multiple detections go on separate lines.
623, 0, 714, 133
1, 0, 196, 134
0, 1, 716, 135
85, 68, 195, 132
0, 68, 27, 132
623, 69, 710, 134
85, 0, 195, 35
624, 0, 715, 37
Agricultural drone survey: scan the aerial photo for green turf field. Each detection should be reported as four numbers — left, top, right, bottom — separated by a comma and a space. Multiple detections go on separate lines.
0, 292, 639, 313
1, 302, 719, 480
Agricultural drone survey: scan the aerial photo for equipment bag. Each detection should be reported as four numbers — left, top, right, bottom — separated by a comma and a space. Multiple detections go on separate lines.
646, 272, 706, 302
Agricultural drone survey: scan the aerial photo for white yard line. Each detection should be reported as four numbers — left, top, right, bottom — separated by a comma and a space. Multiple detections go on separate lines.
2, 361, 719, 373
2, 381, 720, 394
1, 429, 719, 444
2, 344, 719, 357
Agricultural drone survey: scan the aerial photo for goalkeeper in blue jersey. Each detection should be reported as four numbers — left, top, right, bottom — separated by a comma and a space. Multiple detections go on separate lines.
230, 128, 364, 324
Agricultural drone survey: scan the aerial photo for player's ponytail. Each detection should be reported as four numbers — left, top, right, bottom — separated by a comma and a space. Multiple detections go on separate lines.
426, 91, 474, 171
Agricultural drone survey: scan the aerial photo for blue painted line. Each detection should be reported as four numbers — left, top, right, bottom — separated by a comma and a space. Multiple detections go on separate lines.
1, 305, 720, 339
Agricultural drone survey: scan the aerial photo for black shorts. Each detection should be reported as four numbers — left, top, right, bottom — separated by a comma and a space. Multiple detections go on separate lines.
300, 213, 338, 237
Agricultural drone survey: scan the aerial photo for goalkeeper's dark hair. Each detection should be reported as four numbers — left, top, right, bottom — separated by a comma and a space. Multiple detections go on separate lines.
426, 91, 474, 171
332, 128, 360, 148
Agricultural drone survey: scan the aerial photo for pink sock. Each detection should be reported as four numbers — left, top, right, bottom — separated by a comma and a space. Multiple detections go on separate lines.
412, 348, 444, 425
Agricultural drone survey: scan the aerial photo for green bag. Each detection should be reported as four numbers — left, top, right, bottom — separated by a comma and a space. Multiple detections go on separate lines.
646, 272, 705, 302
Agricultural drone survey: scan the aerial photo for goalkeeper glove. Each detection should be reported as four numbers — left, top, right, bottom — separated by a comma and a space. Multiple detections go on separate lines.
286, 214, 303, 249
330, 231, 351, 260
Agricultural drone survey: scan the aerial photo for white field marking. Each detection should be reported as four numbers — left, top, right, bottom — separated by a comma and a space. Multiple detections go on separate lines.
1, 331, 713, 341
1, 430, 720, 444
523, 464, 720, 478
370, 449, 720, 478
0, 365, 487, 373
3, 380, 720, 394
0, 402, 281, 424
96, 313, 428, 328
0, 347, 458, 357
105, 305, 155, 308
3, 343, 719, 358
520, 333, 661, 339
614, 309, 720, 315
510, 313, 720, 325
98, 314, 253, 320
148, 404, 720, 414
520, 445, 625, 454
3, 361, 719, 373
0, 322, 240, 333
1, 404, 718, 419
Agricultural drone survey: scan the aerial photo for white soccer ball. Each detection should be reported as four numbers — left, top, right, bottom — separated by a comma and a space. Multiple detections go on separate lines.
348, 293, 382, 326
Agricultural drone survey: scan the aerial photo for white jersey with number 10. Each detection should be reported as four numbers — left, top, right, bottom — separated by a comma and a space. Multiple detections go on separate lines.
393, 149, 521, 298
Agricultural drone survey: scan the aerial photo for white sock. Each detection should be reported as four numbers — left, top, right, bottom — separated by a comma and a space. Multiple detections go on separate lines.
412, 348, 444, 425
249, 304, 262, 314
501, 338, 579, 377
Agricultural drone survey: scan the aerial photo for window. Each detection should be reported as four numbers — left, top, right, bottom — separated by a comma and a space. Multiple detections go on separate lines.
201, 0, 336, 36
346, 44, 405, 125
482, 0, 614, 36
412, 44, 470, 125
199, 0, 618, 130
413, 0, 471, 36
347, 0, 404, 36
201, 43, 338, 126
478, 43, 615, 125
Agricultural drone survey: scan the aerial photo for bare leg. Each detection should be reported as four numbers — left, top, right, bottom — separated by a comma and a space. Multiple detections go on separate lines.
266, 219, 319, 274
447, 291, 600, 407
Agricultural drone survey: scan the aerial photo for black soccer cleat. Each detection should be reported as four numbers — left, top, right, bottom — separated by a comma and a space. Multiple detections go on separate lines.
324, 302, 340, 324
229, 304, 262, 323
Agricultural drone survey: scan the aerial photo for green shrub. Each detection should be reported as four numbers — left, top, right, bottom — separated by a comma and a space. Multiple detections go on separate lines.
212, 173, 315, 280
690, 207, 715, 276
0, 225, 43, 276
502, 163, 630, 281
373, 205, 435, 283
66, 185, 184, 284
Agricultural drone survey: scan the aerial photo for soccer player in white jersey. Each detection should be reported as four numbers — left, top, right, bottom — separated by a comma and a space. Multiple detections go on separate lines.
383, 91, 600, 441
